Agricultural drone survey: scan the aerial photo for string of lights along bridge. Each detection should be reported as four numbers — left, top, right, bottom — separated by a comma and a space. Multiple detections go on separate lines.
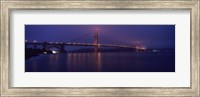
25, 30, 146, 52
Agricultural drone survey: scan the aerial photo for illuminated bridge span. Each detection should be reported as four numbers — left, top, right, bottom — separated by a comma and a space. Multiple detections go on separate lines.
25, 31, 145, 52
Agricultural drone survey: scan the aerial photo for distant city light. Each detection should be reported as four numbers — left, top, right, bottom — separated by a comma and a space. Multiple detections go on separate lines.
136, 46, 140, 49
25, 40, 28, 42
140, 47, 146, 50
153, 50, 159, 53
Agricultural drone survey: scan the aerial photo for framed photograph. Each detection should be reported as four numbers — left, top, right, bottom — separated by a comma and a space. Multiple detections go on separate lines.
1, 0, 199, 96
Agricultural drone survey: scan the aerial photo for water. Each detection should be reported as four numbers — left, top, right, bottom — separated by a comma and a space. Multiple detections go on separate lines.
25, 52, 175, 72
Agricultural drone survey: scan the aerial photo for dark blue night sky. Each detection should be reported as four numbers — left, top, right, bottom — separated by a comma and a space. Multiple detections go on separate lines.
25, 25, 175, 49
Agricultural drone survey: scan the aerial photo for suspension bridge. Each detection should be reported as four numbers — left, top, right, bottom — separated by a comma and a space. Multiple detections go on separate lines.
25, 30, 145, 52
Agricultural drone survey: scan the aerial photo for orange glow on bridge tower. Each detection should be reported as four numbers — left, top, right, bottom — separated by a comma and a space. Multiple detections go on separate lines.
94, 29, 99, 52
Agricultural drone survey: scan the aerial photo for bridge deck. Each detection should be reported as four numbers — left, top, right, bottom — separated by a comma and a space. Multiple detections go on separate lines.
25, 42, 137, 49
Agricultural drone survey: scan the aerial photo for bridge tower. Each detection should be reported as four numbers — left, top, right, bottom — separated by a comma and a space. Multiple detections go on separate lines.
34, 44, 37, 50
61, 43, 65, 52
94, 30, 99, 52
43, 42, 47, 50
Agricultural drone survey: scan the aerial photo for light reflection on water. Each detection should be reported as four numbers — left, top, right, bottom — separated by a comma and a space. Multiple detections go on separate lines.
25, 52, 175, 72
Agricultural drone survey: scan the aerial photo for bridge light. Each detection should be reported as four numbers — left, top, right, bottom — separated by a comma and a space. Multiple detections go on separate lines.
33, 40, 37, 43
